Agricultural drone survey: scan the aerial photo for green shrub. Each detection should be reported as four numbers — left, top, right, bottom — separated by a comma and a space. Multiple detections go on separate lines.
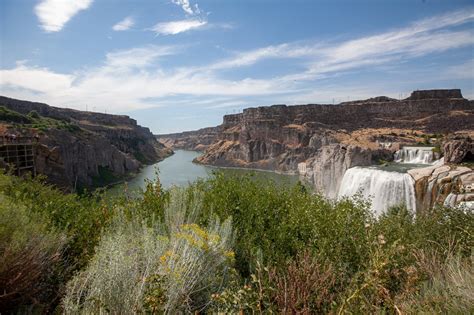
0, 193, 66, 312
63, 188, 234, 314
0, 172, 113, 268
0, 106, 32, 123
28, 110, 40, 119
193, 173, 372, 277
212, 251, 338, 314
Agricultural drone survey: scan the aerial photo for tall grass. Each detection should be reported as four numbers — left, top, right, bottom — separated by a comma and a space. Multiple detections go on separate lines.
398, 251, 474, 314
62, 188, 234, 314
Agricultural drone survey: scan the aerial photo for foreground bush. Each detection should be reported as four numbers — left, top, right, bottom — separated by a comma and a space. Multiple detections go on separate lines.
0, 193, 66, 312
194, 174, 473, 313
0, 172, 113, 267
62, 188, 234, 314
1, 171, 472, 314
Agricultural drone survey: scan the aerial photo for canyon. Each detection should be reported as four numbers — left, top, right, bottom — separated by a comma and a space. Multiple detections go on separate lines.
158, 89, 474, 213
0, 96, 172, 191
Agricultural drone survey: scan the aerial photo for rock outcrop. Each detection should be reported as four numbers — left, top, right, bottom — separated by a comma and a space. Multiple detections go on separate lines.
195, 89, 472, 173
0, 96, 172, 190
409, 160, 473, 211
443, 138, 474, 164
156, 126, 220, 151
408, 89, 463, 100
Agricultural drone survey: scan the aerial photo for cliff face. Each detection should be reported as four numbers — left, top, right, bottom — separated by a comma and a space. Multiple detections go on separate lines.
196, 89, 472, 169
156, 126, 220, 152
192, 89, 473, 206
0, 96, 172, 190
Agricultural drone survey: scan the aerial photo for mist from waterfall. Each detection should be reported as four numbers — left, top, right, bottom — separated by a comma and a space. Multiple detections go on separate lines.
338, 167, 416, 216
394, 146, 435, 164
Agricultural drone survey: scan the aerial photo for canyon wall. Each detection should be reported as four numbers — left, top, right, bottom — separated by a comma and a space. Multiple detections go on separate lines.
156, 126, 220, 151
193, 90, 472, 197
154, 89, 473, 210
0, 96, 172, 190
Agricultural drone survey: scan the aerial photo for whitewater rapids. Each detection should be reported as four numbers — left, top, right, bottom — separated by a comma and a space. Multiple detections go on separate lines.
394, 146, 435, 164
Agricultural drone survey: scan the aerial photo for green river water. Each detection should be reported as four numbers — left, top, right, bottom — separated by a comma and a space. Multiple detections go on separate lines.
109, 150, 300, 194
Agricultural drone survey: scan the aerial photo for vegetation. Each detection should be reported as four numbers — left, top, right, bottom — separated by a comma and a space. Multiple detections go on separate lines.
0, 105, 81, 133
0, 106, 32, 124
0, 171, 472, 314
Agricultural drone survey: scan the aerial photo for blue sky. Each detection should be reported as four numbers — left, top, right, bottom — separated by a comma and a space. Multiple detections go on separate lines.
1, 0, 473, 134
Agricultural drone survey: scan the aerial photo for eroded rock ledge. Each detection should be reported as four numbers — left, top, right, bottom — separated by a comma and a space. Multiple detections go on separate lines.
0, 96, 172, 190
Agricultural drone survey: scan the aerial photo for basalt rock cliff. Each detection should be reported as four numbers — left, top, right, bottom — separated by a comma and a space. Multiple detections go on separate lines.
156, 126, 220, 151
164, 89, 473, 209
0, 96, 172, 190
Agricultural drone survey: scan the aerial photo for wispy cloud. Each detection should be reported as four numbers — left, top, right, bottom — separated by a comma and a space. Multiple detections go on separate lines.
0, 45, 283, 112
209, 43, 317, 70
149, 19, 207, 35
171, 0, 201, 16
104, 45, 177, 69
2, 9, 473, 114
445, 59, 474, 80
207, 8, 474, 82
35, 0, 93, 32
112, 16, 134, 31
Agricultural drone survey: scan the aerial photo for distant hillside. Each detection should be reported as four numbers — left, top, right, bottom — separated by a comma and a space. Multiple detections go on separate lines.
156, 126, 221, 152
0, 96, 172, 190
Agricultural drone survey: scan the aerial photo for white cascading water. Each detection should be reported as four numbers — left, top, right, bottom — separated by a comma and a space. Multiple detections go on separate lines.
338, 167, 416, 216
394, 146, 435, 164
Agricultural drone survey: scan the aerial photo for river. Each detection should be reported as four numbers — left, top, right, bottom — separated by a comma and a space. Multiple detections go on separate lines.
109, 150, 300, 194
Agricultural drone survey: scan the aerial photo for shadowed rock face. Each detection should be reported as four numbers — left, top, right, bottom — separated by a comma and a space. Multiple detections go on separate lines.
443, 139, 474, 164
0, 96, 172, 190
408, 89, 463, 100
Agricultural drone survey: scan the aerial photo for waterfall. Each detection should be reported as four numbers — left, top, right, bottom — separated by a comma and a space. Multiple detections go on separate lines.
394, 146, 435, 164
338, 167, 416, 216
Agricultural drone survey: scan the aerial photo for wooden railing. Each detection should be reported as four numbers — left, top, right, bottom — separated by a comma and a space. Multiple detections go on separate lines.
0, 136, 37, 176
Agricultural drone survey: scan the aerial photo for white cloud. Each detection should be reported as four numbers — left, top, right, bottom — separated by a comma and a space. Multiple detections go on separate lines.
112, 16, 134, 31
35, 0, 93, 32
209, 43, 316, 70
171, 0, 201, 16
149, 19, 207, 35
2, 9, 473, 114
207, 8, 474, 79
104, 45, 177, 69
0, 45, 284, 112
1, 65, 74, 93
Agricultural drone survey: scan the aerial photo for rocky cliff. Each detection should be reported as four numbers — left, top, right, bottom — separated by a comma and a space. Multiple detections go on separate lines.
0, 96, 172, 190
409, 159, 473, 211
194, 89, 472, 197
156, 126, 220, 151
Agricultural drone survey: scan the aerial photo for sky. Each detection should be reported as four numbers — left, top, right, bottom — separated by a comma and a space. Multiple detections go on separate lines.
0, 0, 473, 134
